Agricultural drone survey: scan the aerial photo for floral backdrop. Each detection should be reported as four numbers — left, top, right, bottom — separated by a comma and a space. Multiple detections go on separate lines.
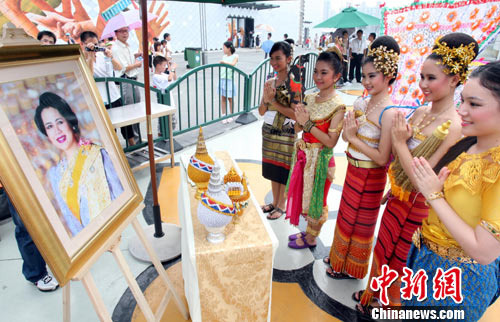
383, 0, 500, 107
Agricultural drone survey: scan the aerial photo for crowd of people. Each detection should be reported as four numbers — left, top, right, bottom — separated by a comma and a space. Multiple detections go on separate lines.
258, 33, 500, 320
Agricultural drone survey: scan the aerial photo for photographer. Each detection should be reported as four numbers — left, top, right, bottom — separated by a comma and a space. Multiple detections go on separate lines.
80, 31, 136, 146
81, 31, 122, 75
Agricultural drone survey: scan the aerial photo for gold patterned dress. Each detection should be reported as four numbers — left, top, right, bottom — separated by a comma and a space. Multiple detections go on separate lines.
286, 93, 345, 237
261, 80, 296, 184
403, 144, 500, 321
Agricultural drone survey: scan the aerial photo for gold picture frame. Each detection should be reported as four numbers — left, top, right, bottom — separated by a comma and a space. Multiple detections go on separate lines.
0, 44, 143, 286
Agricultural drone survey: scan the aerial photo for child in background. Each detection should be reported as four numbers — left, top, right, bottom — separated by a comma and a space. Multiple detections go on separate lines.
160, 40, 168, 57
152, 55, 178, 131
219, 41, 239, 124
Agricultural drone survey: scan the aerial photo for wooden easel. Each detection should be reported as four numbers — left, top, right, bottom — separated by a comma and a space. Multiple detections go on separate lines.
62, 210, 189, 322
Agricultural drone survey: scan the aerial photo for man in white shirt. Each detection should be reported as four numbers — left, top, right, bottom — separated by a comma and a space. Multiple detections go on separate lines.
80, 31, 137, 146
349, 29, 365, 83
112, 26, 143, 144
341, 30, 349, 84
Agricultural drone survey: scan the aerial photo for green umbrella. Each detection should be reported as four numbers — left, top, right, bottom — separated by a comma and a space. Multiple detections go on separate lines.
315, 7, 380, 29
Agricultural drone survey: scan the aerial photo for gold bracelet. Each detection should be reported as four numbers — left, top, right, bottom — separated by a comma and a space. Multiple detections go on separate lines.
303, 119, 315, 132
426, 191, 444, 201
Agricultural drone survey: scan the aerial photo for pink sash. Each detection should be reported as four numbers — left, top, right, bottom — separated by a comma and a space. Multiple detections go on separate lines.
285, 150, 306, 226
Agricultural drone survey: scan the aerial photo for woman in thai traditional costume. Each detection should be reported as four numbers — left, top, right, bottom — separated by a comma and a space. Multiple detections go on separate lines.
258, 41, 296, 220
325, 36, 400, 279
285, 46, 345, 249
35, 92, 124, 236
404, 61, 500, 322
355, 33, 477, 313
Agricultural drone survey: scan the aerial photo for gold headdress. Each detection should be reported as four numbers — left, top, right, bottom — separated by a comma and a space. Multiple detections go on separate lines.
318, 45, 345, 62
367, 45, 399, 78
432, 37, 477, 83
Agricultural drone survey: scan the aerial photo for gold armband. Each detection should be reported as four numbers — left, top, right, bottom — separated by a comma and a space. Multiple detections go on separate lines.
328, 121, 343, 134
480, 220, 500, 242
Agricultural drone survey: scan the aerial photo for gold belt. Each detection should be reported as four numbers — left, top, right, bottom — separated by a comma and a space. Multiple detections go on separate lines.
412, 229, 477, 264
296, 139, 323, 151
346, 155, 382, 169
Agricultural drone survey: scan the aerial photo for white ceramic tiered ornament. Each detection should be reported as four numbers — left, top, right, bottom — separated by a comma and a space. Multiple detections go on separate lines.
197, 162, 236, 243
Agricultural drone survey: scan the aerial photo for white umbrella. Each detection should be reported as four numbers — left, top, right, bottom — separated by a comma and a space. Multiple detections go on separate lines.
100, 9, 157, 39
255, 24, 274, 32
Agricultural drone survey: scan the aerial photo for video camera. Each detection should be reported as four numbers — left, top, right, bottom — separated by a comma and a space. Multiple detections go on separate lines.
85, 46, 106, 52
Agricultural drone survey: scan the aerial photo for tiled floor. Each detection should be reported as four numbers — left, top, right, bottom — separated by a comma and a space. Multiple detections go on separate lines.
2, 82, 500, 321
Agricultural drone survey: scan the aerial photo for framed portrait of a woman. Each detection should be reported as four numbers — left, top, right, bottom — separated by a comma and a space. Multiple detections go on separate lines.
0, 44, 143, 285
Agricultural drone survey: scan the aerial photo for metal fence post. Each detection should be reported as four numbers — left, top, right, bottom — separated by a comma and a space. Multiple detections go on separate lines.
235, 73, 257, 124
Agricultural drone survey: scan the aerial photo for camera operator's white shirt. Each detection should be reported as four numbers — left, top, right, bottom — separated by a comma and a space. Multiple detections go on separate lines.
94, 52, 121, 105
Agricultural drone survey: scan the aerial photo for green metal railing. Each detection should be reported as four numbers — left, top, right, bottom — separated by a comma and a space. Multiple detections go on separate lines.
162, 63, 248, 136
95, 52, 319, 151
94, 76, 165, 152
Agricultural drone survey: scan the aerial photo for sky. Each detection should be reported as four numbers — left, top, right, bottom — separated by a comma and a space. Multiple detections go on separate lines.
327, 0, 424, 12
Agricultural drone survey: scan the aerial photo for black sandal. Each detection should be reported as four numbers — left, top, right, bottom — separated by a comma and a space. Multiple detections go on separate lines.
267, 208, 285, 220
355, 303, 376, 316
352, 290, 363, 303
326, 267, 356, 280
261, 203, 275, 213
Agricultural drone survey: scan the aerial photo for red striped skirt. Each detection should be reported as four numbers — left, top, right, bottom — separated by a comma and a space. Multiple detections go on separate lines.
360, 191, 429, 307
328, 162, 387, 279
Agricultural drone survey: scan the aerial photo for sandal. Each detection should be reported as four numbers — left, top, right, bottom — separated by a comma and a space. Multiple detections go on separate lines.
288, 232, 306, 241
326, 267, 356, 280
323, 256, 330, 265
261, 203, 275, 213
267, 208, 285, 220
352, 290, 364, 303
355, 302, 377, 316
288, 236, 316, 249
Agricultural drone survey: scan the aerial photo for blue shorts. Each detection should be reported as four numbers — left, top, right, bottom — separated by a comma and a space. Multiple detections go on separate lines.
219, 79, 235, 98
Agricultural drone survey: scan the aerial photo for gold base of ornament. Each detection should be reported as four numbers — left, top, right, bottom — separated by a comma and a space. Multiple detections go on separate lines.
194, 182, 208, 199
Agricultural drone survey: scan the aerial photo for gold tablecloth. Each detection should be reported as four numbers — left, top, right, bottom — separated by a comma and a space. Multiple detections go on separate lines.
187, 151, 274, 321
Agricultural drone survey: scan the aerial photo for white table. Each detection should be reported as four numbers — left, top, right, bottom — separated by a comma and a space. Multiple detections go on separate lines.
179, 151, 278, 322
107, 101, 176, 171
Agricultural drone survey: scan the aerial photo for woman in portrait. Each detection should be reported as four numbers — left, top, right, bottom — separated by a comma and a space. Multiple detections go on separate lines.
34, 92, 124, 236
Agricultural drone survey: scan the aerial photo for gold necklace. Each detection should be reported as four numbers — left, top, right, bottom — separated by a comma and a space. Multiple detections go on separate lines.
275, 73, 287, 86
365, 97, 389, 118
316, 90, 335, 101
411, 106, 451, 135
358, 97, 389, 124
